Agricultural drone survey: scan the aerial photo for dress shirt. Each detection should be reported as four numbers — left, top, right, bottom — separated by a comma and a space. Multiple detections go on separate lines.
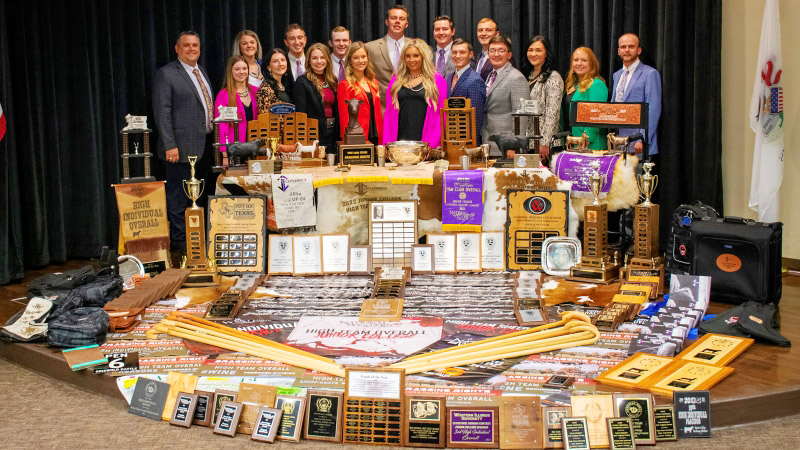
287, 53, 306, 80
617, 59, 640, 98
386, 35, 406, 69
178, 59, 212, 132
476, 50, 489, 73
331, 54, 346, 81
434, 42, 453, 73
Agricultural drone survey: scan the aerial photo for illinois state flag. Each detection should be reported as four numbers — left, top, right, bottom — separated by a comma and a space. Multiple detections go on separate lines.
0, 101, 6, 142
749, 0, 784, 222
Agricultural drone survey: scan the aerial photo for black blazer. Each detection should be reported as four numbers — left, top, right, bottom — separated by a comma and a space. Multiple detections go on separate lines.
292, 75, 340, 149
152, 59, 213, 162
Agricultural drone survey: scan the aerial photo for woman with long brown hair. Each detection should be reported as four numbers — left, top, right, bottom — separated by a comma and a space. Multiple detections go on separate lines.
257, 48, 291, 114
293, 43, 339, 153
337, 41, 382, 145
213, 55, 258, 165
382, 39, 447, 147
564, 46, 607, 149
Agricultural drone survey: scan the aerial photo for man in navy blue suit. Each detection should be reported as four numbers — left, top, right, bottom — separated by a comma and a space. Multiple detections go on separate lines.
447, 38, 486, 143
611, 33, 662, 156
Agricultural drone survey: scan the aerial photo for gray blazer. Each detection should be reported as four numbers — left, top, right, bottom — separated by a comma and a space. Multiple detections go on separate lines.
482, 63, 531, 155
152, 59, 212, 163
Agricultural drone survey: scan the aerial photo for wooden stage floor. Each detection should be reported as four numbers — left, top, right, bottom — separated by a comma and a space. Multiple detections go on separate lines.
1, 259, 798, 428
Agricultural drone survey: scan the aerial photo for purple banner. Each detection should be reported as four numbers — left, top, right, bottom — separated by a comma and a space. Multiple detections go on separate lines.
450, 410, 495, 443
552, 152, 620, 194
442, 170, 484, 232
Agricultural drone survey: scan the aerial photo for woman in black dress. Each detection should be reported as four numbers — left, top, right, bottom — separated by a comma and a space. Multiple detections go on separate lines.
293, 43, 339, 154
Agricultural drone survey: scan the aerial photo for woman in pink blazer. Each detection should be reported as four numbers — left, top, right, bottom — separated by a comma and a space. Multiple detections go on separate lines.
382, 39, 447, 148
214, 55, 259, 165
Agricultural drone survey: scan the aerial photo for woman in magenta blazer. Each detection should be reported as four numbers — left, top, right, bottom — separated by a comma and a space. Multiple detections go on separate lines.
382, 39, 447, 147
214, 55, 259, 165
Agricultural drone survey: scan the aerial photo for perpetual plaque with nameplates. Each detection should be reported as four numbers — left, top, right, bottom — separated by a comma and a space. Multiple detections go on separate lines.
442, 97, 477, 165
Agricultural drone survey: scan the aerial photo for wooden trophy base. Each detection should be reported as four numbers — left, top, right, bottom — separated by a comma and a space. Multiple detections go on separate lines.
620, 259, 665, 294
224, 165, 249, 176
183, 269, 220, 287
568, 257, 621, 284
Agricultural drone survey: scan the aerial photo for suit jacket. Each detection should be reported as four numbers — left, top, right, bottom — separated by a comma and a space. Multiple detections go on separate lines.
447, 67, 486, 143
472, 51, 517, 81
611, 62, 662, 154
152, 59, 213, 163
293, 74, 340, 149
383, 73, 448, 147
365, 36, 398, 110
213, 85, 259, 152
482, 63, 530, 155
432, 45, 456, 79
337, 79, 383, 143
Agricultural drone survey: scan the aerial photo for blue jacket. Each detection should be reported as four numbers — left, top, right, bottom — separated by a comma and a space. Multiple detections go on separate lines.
611, 62, 662, 154
447, 66, 486, 144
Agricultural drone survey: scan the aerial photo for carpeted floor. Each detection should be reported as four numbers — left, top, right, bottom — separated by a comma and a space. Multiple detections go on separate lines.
1, 358, 798, 449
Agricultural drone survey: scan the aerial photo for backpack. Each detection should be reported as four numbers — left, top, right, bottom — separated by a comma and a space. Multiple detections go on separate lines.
27, 265, 97, 298
665, 201, 720, 276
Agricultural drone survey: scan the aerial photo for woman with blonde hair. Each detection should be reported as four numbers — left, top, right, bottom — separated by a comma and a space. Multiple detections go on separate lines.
232, 30, 264, 88
382, 39, 447, 147
564, 46, 607, 149
294, 43, 340, 152
213, 55, 258, 165
337, 41, 383, 145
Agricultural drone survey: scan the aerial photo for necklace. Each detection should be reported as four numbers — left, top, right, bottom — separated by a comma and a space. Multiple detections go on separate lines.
408, 73, 422, 80
407, 82, 424, 92
238, 89, 249, 97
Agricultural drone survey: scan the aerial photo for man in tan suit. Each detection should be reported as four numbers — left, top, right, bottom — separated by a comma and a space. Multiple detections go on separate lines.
365, 4, 409, 108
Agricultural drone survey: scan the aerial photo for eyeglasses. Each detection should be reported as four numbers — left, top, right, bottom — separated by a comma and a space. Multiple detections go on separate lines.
488, 48, 508, 54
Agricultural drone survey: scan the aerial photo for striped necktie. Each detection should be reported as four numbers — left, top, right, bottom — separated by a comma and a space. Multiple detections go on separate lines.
486, 70, 497, 94
192, 68, 213, 131
616, 69, 629, 101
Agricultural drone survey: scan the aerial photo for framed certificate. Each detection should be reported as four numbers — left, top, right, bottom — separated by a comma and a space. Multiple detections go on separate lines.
321, 234, 350, 274
411, 244, 434, 274
268, 234, 294, 275
481, 231, 505, 271
427, 233, 456, 273
348, 245, 372, 275
455, 232, 482, 272
292, 235, 322, 275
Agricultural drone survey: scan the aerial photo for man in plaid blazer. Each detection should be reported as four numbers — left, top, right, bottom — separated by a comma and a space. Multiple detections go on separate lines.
447, 38, 486, 143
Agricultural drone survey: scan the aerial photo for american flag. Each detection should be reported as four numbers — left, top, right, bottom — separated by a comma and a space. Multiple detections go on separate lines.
770, 87, 783, 113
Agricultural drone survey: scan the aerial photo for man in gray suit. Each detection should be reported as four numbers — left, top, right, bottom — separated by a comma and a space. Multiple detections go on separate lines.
152, 31, 214, 255
366, 4, 409, 108
432, 15, 456, 79
482, 35, 530, 156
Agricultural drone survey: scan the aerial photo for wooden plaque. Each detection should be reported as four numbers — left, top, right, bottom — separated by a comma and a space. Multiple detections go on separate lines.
571, 102, 647, 128
653, 405, 677, 441
237, 383, 278, 434
211, 390, 238, 427
499, 396, 543, 449
192, 390, 214, 426
606, 417, 635, 450
447, 406, 500, 449
673, 391, 711, 438
646, 361, 733, 396
405, 396, 447, 448
613, 393, 655, 445
442, 97, 477, 163
213, 401, 243, 437
276, 395, 307, 442
569, 395, 614, 448
344, 367, 405, 446
208, 195, 267, 274
594, 353, 675, 390
348, 245, 373, 275
369, 201, 418, 269
304, 389, 344, 442
339, 143, 375, 166
506, 190, 569, 271
251, 406, 283, 443
185, 207, 208, 269
675, 333, 754, 366
169, 392, 198, 428
543, 406, 570, 449
360, 297, 404, 322
411, 244, 435, 274
561, 417, 590, 450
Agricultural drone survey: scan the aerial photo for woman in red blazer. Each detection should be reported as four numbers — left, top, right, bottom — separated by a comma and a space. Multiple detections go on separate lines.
214, 55, 258, 165
337, 41, 382, 145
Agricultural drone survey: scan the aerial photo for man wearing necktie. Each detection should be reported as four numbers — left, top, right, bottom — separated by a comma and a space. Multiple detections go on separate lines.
152, 31, 215, 259
482, 35, 530, 156
447, 38, 486, 143
283, 23, 308, 94
329, 26, 352, 82
432, 15, 456, 79
366, 4, 409, 109
611, 33, 662, 157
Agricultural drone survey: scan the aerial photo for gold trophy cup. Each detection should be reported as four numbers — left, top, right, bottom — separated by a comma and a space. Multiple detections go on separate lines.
266, 136, 279, 160
623, 162, 665, 293
181, 156, 213, 278
182, 156, 205, 209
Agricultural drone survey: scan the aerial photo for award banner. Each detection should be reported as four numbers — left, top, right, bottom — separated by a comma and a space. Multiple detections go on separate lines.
271, 174, 316, 229
285, 316, 443, 357
552, 152, 619, 197
113, 181, 170, 257
442, 170, 484, 232
208, 196, 267, 274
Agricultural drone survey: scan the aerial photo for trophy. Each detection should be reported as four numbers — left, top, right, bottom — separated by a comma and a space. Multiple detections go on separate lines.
565, 131, 590, 152
266, 136, 279, 160
343, 99, 366, 145
441, 97, 478, 164
622, 162, 665, 292
119, 116, 155, 183
568, 160, 621, 283
338, 99, 375, 166
181, 156, 213, 278
213, 106, 242, 172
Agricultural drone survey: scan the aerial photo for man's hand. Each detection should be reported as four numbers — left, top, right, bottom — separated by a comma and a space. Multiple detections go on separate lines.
166, 148, 179, 163
634, 141, 643, 154
538, 145, 550, 159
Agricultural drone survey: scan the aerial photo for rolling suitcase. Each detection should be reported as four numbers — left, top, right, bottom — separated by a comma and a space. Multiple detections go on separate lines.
690, 217, 782, 304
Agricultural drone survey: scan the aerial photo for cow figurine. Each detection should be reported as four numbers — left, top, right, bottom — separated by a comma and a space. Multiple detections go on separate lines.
489, 134, 531, 158
226, 139, 267, 167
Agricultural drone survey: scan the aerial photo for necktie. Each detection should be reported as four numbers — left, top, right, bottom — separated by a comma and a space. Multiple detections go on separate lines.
451, 72, 459, 92
486, 70, 497, 95
192, 68, 213, 131
477, 52, 486, 73
616, 69, 629, 101
393, 41, 400, 70
437, 49, 446, 75
338, 60, 345, 80
296, 59, 305, 78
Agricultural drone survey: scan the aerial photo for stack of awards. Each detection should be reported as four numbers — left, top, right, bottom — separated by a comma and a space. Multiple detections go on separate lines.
621, 162, 665, 292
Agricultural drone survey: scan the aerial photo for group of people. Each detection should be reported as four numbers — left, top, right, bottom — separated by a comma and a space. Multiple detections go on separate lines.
152, 4, 662, 254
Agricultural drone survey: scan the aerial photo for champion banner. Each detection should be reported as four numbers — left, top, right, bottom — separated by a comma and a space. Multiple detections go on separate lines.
270, 173, 316, 229
749, 0, 784, 222
442, 170, 484, 232
552, 152, 619, 198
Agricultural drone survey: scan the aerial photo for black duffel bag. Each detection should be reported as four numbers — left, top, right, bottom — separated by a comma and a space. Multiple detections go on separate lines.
690, 217, 782, 304
27, 265, 97, 298
47, 307, 110, 348
665, 201, 720, 277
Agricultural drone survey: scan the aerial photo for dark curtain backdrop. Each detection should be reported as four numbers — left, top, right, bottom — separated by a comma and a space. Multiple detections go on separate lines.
0, 0, 722, 284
